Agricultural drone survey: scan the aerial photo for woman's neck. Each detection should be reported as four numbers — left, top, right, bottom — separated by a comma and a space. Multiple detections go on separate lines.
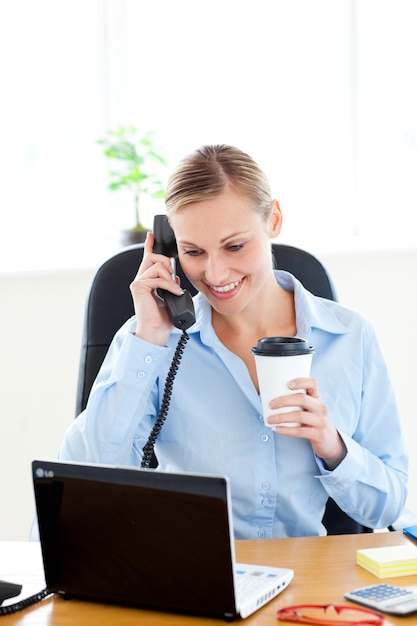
211, 280, 296, 393
212, 277, 296, 340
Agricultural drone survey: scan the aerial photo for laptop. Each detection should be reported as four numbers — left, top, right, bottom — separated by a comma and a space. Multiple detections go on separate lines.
32, 460, 293, 620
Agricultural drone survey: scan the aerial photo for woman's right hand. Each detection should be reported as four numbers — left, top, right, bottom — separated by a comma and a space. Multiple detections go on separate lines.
129, 232, 184, 345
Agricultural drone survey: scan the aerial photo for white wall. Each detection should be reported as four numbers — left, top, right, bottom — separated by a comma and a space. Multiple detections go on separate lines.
0, 268, 94, 540
1, 249, 416, 540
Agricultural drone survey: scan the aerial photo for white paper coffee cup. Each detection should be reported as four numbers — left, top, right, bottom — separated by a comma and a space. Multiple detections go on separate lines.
252, 337, 315, 428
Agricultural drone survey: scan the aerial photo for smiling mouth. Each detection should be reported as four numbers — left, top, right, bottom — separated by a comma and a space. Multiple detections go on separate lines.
210, 279, 242, 293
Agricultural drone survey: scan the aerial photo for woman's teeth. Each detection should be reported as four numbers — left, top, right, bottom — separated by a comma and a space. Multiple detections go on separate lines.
211, 279, 241, 293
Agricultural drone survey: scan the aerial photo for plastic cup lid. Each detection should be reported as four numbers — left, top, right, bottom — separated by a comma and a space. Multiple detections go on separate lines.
251, 336, 315, 356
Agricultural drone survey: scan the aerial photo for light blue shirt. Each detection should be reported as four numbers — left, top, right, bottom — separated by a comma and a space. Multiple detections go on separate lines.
59, 271, 409, 538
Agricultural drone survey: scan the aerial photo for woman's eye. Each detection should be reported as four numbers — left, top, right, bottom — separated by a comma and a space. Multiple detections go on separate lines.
227, 244, 244, 252
183, 249, 202, 257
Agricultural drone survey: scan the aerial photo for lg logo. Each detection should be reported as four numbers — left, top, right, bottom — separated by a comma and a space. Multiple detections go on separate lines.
35, 468, 54, 478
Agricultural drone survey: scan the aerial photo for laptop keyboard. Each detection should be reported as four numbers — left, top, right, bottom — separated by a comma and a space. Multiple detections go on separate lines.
235, 568, 278, 599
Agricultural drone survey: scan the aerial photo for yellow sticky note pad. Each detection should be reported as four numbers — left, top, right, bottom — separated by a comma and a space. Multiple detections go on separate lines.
357, 544, 417, 578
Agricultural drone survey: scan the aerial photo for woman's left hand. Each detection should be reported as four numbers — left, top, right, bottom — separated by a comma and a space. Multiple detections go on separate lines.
267, 377, 347, 470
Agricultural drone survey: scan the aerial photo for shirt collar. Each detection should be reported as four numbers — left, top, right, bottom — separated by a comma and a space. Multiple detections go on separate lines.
274, 270, 349, 339
186, 270, 349, 343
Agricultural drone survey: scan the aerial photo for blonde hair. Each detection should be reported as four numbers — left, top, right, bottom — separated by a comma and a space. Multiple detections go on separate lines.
165, 145, 273, 221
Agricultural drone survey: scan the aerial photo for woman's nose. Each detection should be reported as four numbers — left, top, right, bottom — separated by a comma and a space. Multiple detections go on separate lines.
203, 254, 228, 285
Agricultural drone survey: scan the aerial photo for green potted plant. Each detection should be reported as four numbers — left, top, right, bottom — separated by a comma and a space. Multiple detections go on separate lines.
98, 125, 168, 246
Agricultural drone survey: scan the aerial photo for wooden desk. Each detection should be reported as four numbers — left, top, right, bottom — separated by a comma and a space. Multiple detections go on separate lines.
1, 532, 417, 625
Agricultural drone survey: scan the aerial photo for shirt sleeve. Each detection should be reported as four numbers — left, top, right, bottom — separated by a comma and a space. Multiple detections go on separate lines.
314, 322, 409, 530
58, 319, 173, 466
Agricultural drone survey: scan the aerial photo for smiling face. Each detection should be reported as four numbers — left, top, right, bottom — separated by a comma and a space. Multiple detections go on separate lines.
170, 186, 282, 318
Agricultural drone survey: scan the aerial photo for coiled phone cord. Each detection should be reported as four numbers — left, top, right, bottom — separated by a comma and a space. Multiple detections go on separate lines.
141, 330, 190, 469
0, 588, 52, 616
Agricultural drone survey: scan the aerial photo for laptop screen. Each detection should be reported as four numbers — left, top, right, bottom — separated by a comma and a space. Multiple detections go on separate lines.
33, 460, 238, 618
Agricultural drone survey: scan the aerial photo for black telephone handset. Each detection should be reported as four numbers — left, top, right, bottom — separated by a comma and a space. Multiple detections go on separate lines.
153, 215, 195, 330
140, 215, 195, 469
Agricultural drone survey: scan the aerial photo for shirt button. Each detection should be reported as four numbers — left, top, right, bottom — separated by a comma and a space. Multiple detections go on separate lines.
258, 414, 264, 422
262, 482, 270, 491
261, 498, 272, 507
261, 434, 269, 442
144, 355, 152, 364
137, 371, 146, 379
258, 530, 266, 538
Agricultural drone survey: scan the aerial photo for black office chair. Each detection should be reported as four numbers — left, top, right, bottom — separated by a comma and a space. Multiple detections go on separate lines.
76, 242, 371, 535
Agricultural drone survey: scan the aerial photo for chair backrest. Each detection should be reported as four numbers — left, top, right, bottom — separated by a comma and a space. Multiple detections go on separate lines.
76, 242, 370, 534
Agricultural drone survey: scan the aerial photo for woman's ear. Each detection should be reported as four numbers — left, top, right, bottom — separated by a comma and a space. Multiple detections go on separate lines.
269, 200, 282, 238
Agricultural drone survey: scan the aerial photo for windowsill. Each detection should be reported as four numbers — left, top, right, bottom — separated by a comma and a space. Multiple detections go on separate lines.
278, 232, 417, 259
0, 236, 124, 276
0, 232, 416, 276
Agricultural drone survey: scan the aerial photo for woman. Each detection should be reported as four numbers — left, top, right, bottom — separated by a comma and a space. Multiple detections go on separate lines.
59, 144, 408, 538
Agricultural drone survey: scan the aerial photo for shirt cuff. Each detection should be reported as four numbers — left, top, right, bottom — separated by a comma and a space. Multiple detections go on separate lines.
315, 430, 364, 488
109, 331, 173, 388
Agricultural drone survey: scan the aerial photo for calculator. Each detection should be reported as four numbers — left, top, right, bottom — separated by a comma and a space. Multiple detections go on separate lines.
345, 583, 417, 615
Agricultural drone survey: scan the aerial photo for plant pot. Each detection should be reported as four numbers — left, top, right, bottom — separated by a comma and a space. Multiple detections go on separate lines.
120, 229, 149, 247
